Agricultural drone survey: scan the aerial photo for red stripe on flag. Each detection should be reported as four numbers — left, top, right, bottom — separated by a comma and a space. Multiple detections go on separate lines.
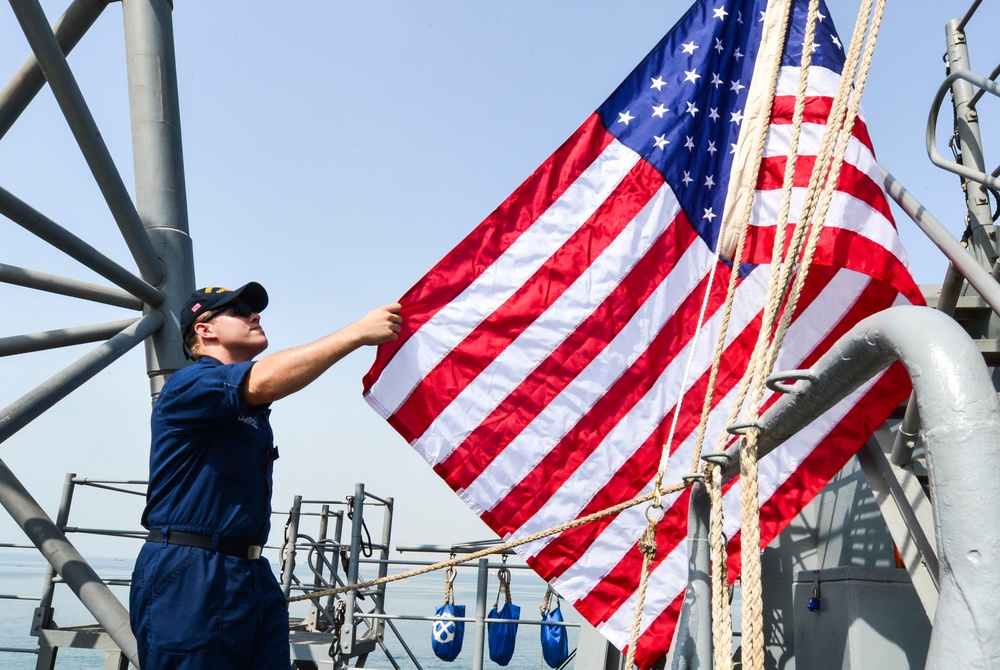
759, 363, 910, 543
569, 489, 692, 625
757, 155, 893, 223
770, 95, 874, 150
725, 361, 911, 580
741, 224, 922, 303
388, 158, 667, 443
363, 114, 614, 392
630, 595, 686, 668
527, 268, 854, 583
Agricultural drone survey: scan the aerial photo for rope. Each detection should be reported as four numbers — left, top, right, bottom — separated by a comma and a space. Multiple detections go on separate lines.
736, 2, 887, 669
703, 464, 731, 670
287, 482, 686, 604
764, 0, 887, 378
737, 2, 832, 666
687, 0, 796, 472
624, 500, 664, 668
443, 563, 457, 604
494, 564, 512, 609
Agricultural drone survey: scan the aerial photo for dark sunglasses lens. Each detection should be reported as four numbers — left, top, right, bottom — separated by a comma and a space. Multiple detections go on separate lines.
231, 302, 255, 318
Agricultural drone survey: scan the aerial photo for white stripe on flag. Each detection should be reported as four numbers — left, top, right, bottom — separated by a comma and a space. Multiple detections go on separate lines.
750, 188, 907, 264
763, 121, 883, 189
775, 65, 844, 98
599, 541, 691, 649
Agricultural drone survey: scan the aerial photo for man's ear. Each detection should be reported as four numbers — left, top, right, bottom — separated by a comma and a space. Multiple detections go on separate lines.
193, 320, 215, 342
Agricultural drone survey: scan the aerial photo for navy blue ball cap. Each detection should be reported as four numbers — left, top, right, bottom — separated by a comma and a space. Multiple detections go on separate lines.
180, 282, 269, 335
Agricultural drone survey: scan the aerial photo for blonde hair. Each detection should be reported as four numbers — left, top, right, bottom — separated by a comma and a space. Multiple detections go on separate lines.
184, 310, 217, 360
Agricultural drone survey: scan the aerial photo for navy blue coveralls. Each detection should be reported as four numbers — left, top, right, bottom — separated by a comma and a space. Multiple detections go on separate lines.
130, 357, 287, 669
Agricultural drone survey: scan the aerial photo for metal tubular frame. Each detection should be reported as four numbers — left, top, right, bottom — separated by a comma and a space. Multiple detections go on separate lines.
471, 558, 488, 670
0, 311, 162, 445
122, 0, 194, 397
9, 0, 163, 285
0, 318, 140, 357
882, 169, 1000, 315
719, 306, 1000, 668
339, 484, 369, 658
0, 0, 107, 140
926, 70, 1000, 196
0, 185, 162, 306
0, 263, 142, 309
856, 432, 939, 617
281, 495, 303, 600
665, 483, 712, 670
0, 458, 139, 667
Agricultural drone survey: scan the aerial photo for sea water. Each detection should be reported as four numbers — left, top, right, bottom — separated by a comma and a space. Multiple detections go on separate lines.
0, 549, 580, 669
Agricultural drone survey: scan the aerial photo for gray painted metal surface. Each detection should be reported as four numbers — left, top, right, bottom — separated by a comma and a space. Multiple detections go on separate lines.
0, 185, 162, 306
721, 305, 1000, 668
792, 567, 931, 669
881, 169, 1000, 319
0, 460, 139, 667
856, 433, 939, 617
665, 483, 712, 670
0, 263, 143, 310
0, 317, 140, 357
122, 0, 195, 397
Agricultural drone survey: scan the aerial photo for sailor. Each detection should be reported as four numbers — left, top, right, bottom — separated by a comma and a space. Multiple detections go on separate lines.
129, 282, 402, 669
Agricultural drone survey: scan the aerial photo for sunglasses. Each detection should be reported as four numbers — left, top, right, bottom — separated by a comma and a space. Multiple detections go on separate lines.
210, 302, 256, 319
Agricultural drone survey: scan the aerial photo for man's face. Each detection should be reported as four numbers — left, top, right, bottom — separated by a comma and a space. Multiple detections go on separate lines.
203, 302, 268, 360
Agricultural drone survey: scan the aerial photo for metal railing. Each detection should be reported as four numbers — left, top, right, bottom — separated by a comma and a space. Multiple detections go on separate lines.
0, 477, 581, 670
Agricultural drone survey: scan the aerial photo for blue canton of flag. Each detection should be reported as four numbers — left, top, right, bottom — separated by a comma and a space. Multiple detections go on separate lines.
598, 0, 846, 248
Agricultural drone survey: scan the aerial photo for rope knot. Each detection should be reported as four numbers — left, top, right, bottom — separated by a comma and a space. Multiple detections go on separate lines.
639, 524, 658, 559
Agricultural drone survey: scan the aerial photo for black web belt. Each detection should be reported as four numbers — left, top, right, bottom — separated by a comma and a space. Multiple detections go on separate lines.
146, 529, 263, 560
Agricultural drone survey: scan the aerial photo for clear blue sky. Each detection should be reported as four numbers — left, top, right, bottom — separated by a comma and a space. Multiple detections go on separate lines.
0, 0, 997, 557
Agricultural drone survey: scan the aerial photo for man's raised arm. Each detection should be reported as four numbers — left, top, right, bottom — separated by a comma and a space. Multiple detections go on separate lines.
243, 303, 402, 406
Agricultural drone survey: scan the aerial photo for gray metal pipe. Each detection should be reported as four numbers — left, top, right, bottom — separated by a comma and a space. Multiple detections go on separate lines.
890, 262, 965, 466
0, 263, 143, 310
882, 168, 1000, 318
9, 0, 163, 286
0, 318, 140, 357
0, 460, 138, 666
0, 187, 162, 306
340, 484, 366, 656
666, 483, 712, 670
0, 311, 163, 445
34, 472, 77, 619
721, 306, 1000, 668
122, 0, 194, 399
926, 69, 1000, 196
373, 496, 393, 638
0, 0, 107, 140
281, 495, 302, 600
472, 557, 488, 670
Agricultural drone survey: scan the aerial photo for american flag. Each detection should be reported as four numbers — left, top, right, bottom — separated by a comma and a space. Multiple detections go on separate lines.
364, 0, 922, 664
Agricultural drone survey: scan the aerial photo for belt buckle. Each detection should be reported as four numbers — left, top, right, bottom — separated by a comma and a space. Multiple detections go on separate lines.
247, 545, 262, 560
